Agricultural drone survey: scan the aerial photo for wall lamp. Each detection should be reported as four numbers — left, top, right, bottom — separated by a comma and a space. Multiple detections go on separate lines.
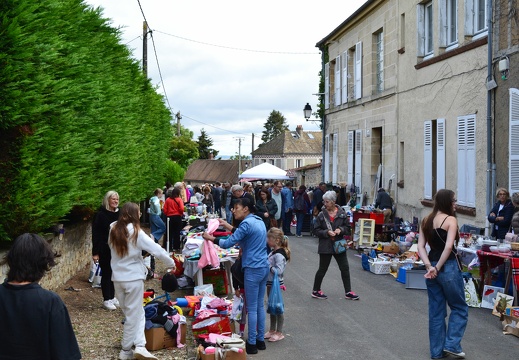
304, 103, 322, 121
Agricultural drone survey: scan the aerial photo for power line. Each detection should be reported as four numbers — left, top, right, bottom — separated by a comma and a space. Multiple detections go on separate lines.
153, 30, 319, 55
180, 113, 251, 137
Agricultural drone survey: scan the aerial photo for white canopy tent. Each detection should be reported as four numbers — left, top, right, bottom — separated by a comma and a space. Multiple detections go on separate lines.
238, 162, 293, 180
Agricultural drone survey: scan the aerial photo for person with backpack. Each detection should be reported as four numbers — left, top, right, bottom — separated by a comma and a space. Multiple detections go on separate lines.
294, 185, 311, 237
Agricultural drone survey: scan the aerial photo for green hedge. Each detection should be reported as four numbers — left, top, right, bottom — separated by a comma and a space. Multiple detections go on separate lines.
0, 0, 173, 240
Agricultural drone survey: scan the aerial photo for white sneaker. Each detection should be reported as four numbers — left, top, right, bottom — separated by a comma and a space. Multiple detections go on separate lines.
103, 300, 116, 310
111, 298, 120, 307
134, 347, 157, 360
119, 349, 133, 360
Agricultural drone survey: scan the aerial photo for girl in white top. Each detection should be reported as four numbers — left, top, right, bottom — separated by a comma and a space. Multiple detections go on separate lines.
109, 202, 175, 360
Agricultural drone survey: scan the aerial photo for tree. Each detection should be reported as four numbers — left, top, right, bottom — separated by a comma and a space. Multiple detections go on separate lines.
229, 154, 251, 160
197, 128, 219, 159
261, 110, 288, 143
169, 125, 199, 169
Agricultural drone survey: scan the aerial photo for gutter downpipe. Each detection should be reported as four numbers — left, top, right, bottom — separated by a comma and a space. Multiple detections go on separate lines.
486, 0, 495, 228
321, 48, 326, 182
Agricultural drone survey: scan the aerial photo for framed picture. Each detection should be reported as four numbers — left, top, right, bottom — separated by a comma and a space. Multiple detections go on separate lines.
481, 285, 505, 309
492, 292, 514, 317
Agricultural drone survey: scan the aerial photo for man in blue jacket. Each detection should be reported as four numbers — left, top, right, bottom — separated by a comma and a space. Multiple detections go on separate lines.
281, 181, 294, 236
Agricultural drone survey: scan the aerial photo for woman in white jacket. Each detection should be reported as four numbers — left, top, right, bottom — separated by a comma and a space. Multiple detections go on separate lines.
109, 202, 175, 360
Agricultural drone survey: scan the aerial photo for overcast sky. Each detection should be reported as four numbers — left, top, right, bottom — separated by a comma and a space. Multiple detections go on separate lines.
84, 0, 367, 156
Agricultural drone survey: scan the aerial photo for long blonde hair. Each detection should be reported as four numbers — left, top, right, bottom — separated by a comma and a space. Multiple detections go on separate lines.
109, 202, 141, 257
267, 227, 291, 261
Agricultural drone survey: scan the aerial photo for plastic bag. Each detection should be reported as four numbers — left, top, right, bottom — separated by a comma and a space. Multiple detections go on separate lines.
267, 269, 284, 315
230, 295, 243, 321
91, 262, 101, 288
88, 260, 97, 283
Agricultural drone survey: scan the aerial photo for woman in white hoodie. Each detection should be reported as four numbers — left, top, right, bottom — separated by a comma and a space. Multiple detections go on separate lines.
109, 202, 175, 360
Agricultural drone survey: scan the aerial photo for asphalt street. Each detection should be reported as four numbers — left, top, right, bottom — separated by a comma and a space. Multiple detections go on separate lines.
249, 232, 519, 360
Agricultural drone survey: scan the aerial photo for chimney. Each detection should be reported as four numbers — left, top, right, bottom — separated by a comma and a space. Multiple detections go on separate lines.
296, 125, 303, 137
209, 152, 214, 160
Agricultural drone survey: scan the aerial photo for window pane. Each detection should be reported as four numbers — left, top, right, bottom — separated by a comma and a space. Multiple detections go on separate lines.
426, 3, 433, 54
476, 0, 486, 32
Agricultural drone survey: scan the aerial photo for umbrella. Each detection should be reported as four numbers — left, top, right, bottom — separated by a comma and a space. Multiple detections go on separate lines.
238, 162, 292, 180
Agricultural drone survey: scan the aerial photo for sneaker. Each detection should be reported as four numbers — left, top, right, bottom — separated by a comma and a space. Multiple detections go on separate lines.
119, 349, 133, 360
256, 340, 266, 350
111, 298, 120, 307
134, 346, 157, 360
345, 291, 360, 300
246, 341, 258, 355
296, 234, 303, 238
268, 332, 285, 342
264, 330, 275, 339
103, 300, 117, 310
311, 290, 328, 299
443, 349, 465, 359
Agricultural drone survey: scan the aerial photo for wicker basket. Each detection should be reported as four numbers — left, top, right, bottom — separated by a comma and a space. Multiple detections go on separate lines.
369, 260, 391, 274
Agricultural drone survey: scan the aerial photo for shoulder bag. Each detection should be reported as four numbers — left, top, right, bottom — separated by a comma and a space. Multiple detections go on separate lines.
323, 211, 347, 254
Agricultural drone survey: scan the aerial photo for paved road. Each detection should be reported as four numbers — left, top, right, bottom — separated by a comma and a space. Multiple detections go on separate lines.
249, 233, 518, 360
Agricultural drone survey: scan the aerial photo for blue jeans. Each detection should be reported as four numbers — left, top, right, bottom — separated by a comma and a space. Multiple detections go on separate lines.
426, 259, 468, 358
149, 214, 166, 241
225, 205, 233, 223
244, 266, 269, 345
295, 212, 305, 236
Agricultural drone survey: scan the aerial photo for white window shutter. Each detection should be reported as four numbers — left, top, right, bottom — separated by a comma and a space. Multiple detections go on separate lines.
437, 118, 446, 190
324, 134, 330, 182
324, 63, 330, 110
355, 129, 362, 190
354, 42, 362, 100
347, 131, 354, 185
457, 117, 467, 205
332, 133, 338, 183
341, 51, 348, 104
465, 116, 476, 207
509, 88, 519, 194
439, 0, 447, 47
464, 0, 474, 35
334, 56, 341, 107
424, 120, 433, 199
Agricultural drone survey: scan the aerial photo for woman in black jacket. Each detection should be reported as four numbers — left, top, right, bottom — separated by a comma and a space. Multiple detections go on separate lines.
92, 190, 120, 310
488, 188, 515, 240
255, 187, 278, 230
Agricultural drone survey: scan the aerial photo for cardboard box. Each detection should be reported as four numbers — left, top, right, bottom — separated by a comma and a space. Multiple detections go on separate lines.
382, 242, 399, 254
199, 349, 245, 360
501, 314, 519, 337
144, 323, 186, 351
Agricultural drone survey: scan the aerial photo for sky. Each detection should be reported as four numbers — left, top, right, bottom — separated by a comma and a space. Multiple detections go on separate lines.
83, 0, 367, 157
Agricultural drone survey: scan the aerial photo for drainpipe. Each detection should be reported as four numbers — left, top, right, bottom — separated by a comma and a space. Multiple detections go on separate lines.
320, 48, 326, 182
486, 0, 494, 220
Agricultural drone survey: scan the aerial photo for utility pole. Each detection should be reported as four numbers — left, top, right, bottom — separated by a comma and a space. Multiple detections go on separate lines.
142, 21, 148, 76
176, 111, 181, 137
234, 137, 244, 174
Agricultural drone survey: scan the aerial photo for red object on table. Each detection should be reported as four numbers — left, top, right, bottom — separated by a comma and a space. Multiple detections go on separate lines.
476, 250, 515, 296
212, 231, 232, 237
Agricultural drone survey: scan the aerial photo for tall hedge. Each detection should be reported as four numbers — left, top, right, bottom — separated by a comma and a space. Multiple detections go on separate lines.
0, 0, 173, 240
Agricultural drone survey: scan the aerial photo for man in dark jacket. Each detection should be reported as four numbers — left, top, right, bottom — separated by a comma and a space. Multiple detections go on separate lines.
375, 188, 393, 223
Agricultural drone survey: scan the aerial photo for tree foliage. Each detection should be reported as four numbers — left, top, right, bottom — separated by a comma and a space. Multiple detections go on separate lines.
197, 128, 219, 159
169, 125, 198, 169
0, 0, 174, 240
261, 110, 288, 144
229, 154, 251, 160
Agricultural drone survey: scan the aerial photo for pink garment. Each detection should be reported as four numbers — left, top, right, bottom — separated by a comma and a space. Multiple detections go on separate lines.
198, 219, 221, 269
167, 314, 185, 348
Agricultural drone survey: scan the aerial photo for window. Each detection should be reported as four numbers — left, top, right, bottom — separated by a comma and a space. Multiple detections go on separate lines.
440, 0, 458, 47
269, 159, 274, 165
296, 159, 303, 168
417, 2, 434, 57
465, 0, 487, 36
375, 30, 384, 93
457, 115, 476, 207
509, 89, 519, 194
334, 55, 341, 107
354, 42, 362, 99
424, 119, 445, 199
347, 130, 362, 191
341, 51, 348, 104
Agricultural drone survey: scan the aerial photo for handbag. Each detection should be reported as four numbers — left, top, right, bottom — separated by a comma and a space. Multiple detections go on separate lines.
267, 269, 284, 315
322, 210, 346, 254
269, 217, 278, 228
505, 226, 518, 243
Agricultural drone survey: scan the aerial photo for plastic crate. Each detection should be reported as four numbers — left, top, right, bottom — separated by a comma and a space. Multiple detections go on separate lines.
369, 260, 391, 274
405, 269, 427, 289
369, 212, 384, 224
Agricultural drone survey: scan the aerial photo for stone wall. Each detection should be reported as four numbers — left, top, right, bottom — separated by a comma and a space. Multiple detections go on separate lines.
0, 222, 92, 291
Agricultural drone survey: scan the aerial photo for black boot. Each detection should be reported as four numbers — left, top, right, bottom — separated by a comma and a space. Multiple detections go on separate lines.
256, 340, 266, 350
246, 341, 258, 354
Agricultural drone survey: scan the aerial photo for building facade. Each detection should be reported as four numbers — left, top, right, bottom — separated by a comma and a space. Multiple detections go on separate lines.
318, 0, 491, 228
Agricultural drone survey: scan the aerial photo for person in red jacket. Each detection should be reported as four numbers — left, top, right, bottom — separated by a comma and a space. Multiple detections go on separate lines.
162, 188, 185, 252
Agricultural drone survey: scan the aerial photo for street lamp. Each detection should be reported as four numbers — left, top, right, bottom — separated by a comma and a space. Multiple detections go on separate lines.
304, 103, 312, 120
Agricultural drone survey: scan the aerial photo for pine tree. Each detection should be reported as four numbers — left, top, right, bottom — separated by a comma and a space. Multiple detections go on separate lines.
261, 110, 289, 144
197, 128, 219, 159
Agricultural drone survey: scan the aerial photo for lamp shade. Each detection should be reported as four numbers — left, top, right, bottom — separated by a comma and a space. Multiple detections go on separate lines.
303, 103, 312, 119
